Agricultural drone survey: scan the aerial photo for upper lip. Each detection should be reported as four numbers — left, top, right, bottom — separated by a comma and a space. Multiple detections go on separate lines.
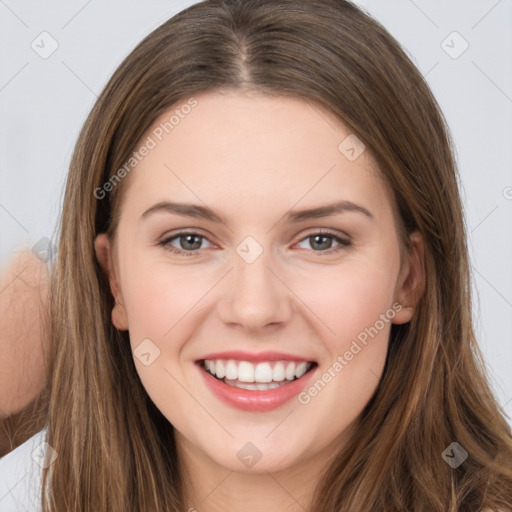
196, 350, 316, 363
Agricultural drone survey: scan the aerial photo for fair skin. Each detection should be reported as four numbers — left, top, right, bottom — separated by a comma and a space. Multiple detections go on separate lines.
0, 251, 49, 416
0, 250, 50, 455
95, 90, 424, 511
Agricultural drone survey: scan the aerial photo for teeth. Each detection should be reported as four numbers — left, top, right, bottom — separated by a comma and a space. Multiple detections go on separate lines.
273, 362, 285, 381
215, 360, 225, 379
225, 360, 238, 380
285, 362, 296, 380
295, 362, 308, 379
238, 361, 255, 382
202, 359, 314, 383
224, 380, 288, 390
254, 362, 273, 383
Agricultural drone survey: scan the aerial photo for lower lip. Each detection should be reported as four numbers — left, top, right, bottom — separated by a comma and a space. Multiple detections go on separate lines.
196, 362, 317, 412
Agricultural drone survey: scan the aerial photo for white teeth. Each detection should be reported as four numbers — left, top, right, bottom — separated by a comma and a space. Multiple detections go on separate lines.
285, 362, 296, 380
273, 362, 285, 382
202, 359, 314, 383
224, 380, 288, 391
237, 361, 255, 382
225, 360, 238, 380
295, 362, 308, 379
254, 362, 273, 383
215, 360, 225, 379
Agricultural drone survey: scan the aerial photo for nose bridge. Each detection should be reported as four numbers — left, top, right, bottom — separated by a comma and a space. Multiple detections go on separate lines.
218, 235, 292, 329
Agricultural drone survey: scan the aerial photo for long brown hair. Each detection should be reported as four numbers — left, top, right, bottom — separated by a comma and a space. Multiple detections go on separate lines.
42, 0, 512, 510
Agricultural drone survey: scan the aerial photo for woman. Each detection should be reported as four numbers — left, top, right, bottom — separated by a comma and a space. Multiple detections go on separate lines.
1, 0, 511, 510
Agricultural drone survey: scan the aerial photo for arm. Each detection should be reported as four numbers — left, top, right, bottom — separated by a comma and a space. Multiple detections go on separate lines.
0, 249, 51, 455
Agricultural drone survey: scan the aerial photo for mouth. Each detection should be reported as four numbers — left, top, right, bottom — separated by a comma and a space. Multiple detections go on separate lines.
197, 358, 318, 391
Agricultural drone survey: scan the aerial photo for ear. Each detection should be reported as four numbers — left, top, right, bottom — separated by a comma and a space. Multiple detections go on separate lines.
94, 233, 129, 331
392, 231, 425, 325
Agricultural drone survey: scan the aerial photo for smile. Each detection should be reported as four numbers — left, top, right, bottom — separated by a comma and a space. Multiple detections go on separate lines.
201, 359, 315, 390
196, 357, 318, 411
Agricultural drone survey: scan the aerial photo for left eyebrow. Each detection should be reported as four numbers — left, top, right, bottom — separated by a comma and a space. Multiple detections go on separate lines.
284, 200, 374, 223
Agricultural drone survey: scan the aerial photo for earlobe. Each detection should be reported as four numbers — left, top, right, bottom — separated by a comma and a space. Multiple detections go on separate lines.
392, 231, 425, 325
94, 233, 129, 331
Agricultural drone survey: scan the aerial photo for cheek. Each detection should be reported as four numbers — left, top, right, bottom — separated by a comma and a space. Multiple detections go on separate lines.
120, 257, 211, 342
293, 260, 398, 347
295, 266, 396, 428
117, 262, 209, 420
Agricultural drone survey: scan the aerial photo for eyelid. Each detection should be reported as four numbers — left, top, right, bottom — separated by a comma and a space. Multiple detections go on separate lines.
158, 229, 217, 248
158, 227, 352, 257
159, 227, 214, 242
159, 227, 351, 245
291, 229, 352, 254
295, 227, 352, 242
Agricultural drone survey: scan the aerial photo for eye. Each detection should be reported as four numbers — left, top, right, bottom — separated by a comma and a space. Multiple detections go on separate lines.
158, 229, 352, 257
295, 231, 352, 254
158, 231, 214, 256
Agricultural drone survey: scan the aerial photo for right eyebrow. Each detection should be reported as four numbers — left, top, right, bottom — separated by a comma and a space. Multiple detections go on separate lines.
140, 201, 226, 224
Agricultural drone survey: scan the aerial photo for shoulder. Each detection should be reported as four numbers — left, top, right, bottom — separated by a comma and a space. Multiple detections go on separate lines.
0, 427, 48, 512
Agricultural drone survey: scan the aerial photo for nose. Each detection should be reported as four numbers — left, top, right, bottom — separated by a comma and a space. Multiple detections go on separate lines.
217, 247, 293, 332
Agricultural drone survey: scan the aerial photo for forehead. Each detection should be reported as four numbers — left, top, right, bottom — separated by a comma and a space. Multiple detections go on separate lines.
120, 90, 392, 223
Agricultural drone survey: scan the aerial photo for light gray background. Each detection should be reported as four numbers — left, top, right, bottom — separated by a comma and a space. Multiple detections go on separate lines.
1, 0, 511, 424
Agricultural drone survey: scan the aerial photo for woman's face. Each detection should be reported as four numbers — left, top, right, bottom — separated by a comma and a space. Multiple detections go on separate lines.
95, 90, 420, 475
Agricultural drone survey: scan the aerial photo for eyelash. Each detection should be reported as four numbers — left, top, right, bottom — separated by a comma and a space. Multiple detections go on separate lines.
157, 230, 352, 257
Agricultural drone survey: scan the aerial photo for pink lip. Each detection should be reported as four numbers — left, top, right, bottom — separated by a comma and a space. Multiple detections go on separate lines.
196, 361, 318, 412
196, 350, 314, 363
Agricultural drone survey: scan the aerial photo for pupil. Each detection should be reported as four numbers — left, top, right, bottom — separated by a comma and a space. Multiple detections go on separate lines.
182, 234, 201, 250
312, 235, 331, 250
